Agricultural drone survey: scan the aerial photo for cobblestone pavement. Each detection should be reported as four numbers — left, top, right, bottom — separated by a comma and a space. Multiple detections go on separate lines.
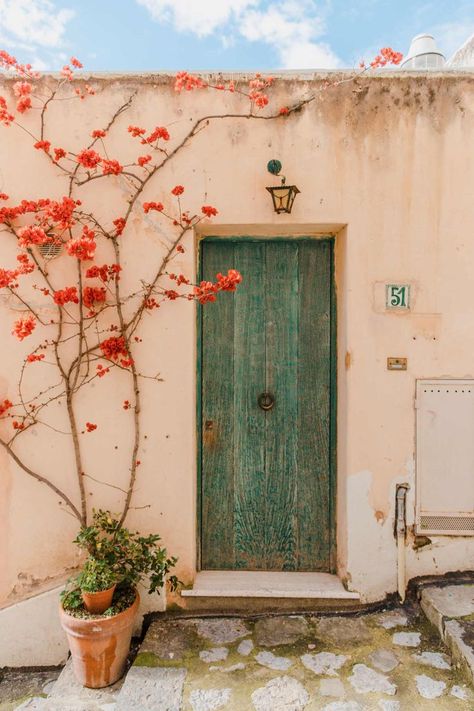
0, 669, 60, 711
2, 603, 473, 710
132, 603, 472, 710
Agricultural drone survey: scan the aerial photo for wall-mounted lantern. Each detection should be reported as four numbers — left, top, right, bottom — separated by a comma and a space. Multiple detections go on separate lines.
266, 159, 300, 214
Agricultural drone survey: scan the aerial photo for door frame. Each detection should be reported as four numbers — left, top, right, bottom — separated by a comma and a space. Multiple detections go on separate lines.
196, 235, 337, 573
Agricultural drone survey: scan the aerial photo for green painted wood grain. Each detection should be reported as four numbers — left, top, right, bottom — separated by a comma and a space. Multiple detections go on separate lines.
297, 241, 331, 570
233, 243, 266, 568
264, 242, 299, 570
201, 238, 334, 571
201, 241, 236, 569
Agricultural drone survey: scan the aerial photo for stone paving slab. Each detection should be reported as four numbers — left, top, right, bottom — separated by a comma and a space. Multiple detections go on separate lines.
0, 668, 60, 711
48, 660, 124, 701
420, 583, 474, 685
421, 585, 474, 631
115, 667, 186, 711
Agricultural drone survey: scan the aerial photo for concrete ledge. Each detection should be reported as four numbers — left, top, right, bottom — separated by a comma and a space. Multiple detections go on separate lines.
444, 619, 474, 684
0, 586, 69, 667
181, 571, 360, 599
420, 583, 474, 685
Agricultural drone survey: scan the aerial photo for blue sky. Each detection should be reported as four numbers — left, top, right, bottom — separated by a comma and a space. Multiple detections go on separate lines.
0, 0, 473, 71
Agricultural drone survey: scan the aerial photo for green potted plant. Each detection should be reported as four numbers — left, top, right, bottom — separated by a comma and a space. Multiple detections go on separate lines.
60, 510, 178, 689
77, 557, 118, 614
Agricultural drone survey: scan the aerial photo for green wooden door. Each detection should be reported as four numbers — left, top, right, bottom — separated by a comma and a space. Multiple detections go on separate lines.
200, 238, 335, 571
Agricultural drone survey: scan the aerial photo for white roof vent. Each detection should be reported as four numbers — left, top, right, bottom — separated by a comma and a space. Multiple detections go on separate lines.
401, 33, 445, 70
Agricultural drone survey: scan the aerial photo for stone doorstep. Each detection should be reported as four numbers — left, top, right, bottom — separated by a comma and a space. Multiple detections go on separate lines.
420, 583, 474, 685
181, 571, 360, 599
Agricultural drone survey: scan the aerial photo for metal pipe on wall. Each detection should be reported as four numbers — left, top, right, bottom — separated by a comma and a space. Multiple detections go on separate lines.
395, 484, 410, 602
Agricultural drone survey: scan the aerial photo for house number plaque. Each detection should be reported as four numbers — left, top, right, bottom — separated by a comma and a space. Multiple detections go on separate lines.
386, 284, 410, 310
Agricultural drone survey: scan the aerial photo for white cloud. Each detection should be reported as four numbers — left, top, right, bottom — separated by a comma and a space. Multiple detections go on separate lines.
427, 20, 474, 60
136, 0, 341, 68
280, 40, 340, 69
240, 1, 340, 68
0, 0, 74, 50
136, 0, 257, 37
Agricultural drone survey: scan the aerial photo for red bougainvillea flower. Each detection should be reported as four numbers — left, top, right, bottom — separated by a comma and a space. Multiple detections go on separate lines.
17, 225, 50, 248
143, 201, 164, 213
46, 197, 80, 229
74, 84, 95, 99
76, 148, 101, 169
174, 72, 206, 92
102, 159, 123, 175
201, 205, 218, 218
0, 268, 16, 289
83, 286, 106, 309
169, 273, 190, 286
16, 97, 32, 113
53, 286, 79, 305
85, 264, 121, 282
0, 96, 14, 126
26, 353, 45, 363
176, 244, 185, 253
12, 420, 24, 430
171, 185, 184, 196
66, 226, 96, 261
194, 281, 218, 304
13, 81, 32, 97
85, 422, 97, 432
0, 256, 34, 290
53, 147, 67, 162
279, 106, 289, 115
61, 65, 73, 80
137, 155, 152, 166
12, 314, 36, 340
13, 81, 32, 114
70, 57, 83, 69
0, 193, 8, 200
34, 140, 50, 153
17, 253, 35, 275
113, 217, 126, 235
123, 400, 131, 410
91, 129, 106, 138
370, 47, 403, 68
99, 336, 129, 361
96, 364, 110, 378
0, 399, 13, 416
128, 125, 146, 137
193, 269, 242, 304
142, 126, 170, 144
216, 268, 242, 291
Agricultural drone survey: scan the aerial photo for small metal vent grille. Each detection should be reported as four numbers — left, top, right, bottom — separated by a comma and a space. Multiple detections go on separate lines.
420, 515, 474, 534
38, 242, 63, 260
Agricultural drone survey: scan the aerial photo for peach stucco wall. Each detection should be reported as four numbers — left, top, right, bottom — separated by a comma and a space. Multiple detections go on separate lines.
0, 71, 473, 607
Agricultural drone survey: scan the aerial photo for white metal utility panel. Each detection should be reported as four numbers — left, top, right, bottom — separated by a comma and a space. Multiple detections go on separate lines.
416, 379, 474, 535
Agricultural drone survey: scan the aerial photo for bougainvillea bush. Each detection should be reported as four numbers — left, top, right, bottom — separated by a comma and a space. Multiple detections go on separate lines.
0, 48, 402, 529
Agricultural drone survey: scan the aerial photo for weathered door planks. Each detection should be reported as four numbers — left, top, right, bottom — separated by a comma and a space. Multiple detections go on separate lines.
200, 238, 334, 571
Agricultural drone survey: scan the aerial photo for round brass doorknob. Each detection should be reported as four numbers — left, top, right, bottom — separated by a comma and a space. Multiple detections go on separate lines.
258, 392, 275, 411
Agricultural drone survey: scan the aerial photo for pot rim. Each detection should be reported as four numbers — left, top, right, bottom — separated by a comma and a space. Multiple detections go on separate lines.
60, 589, 139, 630
81, 582, 117, 596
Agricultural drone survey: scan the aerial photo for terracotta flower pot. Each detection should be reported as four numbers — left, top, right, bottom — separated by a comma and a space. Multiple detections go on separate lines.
81, 584, 117, 614
60, 591, 139, 688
